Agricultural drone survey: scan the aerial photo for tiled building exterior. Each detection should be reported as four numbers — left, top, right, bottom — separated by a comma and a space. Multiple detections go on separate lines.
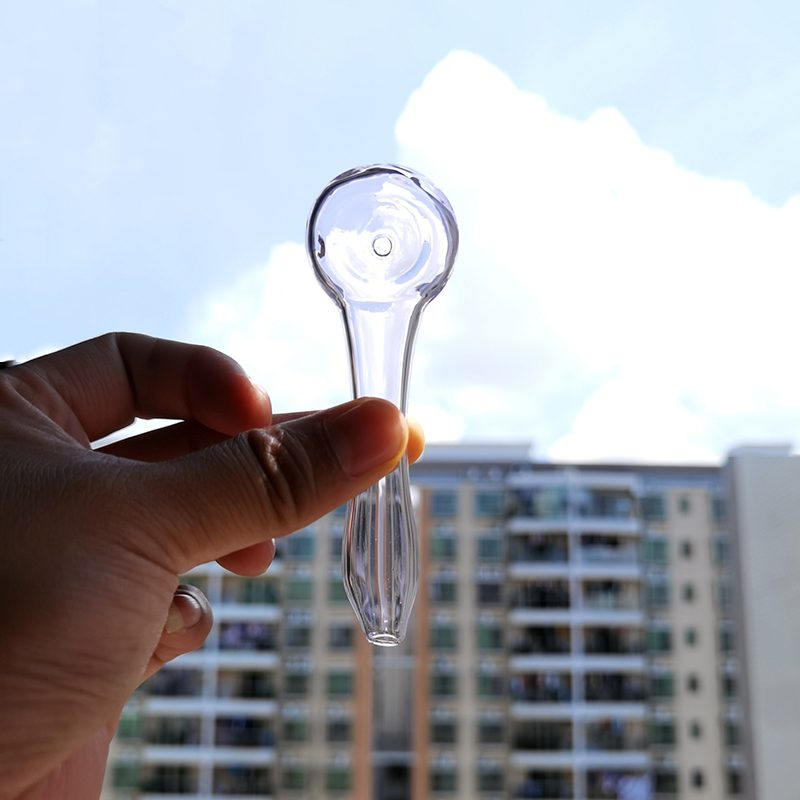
104, 444, 742, 800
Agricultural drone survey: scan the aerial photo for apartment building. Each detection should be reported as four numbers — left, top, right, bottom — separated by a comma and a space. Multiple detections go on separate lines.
103, 444, 743, 800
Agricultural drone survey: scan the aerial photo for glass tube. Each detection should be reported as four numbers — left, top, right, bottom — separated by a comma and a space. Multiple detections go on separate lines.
306, 164, 458, 645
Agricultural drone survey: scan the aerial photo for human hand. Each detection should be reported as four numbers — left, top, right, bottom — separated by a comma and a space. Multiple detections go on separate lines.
0, 333, 423, 800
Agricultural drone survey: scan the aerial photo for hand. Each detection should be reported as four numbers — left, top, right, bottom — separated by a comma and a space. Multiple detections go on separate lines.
0, 333, 424, 800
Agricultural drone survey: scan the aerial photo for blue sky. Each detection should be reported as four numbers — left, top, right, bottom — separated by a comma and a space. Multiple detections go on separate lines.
3, 1, 800, 462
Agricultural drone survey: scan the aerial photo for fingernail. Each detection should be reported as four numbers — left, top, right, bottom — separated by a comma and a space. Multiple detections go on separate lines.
325, 398, 406, 477
165, 590, 204, 634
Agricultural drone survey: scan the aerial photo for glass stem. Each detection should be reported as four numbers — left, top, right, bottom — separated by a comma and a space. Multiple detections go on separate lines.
341, 299, 422, 646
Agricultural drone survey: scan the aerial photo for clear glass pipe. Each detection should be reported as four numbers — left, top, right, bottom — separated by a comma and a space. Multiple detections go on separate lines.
307, 164, 458, 646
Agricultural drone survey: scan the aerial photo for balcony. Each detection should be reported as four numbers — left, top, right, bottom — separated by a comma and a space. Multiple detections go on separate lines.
219, 622, 277, 652
510, 626, 571, 655
582, 581, 640, 612
514, 770, 573, 798
584, 673, 647, 703
143, 718, 200, 746
213, 766, 273, 795
511, 673, 571, 703
587, 771, 650, 799
585, 719, 647, 751
215, 717, 276, 748
584, 628, 644, 656
142, 668, 202, 698
513, 721, 573, 751
216, 670, 276, 700
140, 765, 198, 794
510, 582, 570, 610
509, 534, 569, 564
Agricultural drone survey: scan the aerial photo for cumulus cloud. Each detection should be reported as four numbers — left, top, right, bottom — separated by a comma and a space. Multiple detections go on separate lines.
395, 51, 800, 462
189, 51, 800, 462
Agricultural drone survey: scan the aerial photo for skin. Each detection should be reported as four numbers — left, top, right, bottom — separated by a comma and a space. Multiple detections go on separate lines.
0, 332, 424, 800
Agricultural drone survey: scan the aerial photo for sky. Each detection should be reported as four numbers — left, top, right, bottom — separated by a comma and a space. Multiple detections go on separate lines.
3, 1, 800, 464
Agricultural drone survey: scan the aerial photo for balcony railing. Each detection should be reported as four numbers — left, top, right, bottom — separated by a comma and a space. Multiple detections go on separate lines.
510, 584, 570, 610
584, 629, 644, 655
584, 674, 647, 702
510, 627, 571, 655
513, 722, 573, 751
585, 721, 647, 751
514, 772, 573, 799
510, 674, 571, 703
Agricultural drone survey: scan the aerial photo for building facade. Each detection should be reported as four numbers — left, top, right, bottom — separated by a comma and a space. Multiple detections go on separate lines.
103, 444, 743, 800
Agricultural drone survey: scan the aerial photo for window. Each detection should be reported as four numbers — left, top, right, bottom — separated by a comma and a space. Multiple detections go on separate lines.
476, 622, 503, 651
685, 627, 698, 646
691, 769, 704, 788
431, 670, 458, 698
679, 495, 691, 514
431, 529, 458, 560
647, 577, 671, 609
476, 579, 503, 606
327, 717, 352, 743
116, 712, 142, 741
282, 765, 308, 791
713, 534, 730, 565
687, 674, 700, 692
649, 671, 675, 700
715, 578, 732, 610
682, 582, 695, 602
238, 579, 279, 604
431, 491, 458, 518
720, 624, 735, 654
282, 718, 309, 742
285, 574, 313, 603
285, 530, 315, 560
725, 720, 741, 747
727, 769, 743, 795
430, 766, 457, 793
478, 718, 505, 744
653, 768, 678, 795
430, 717, 457, 744
330, 527, 343, 559
689, 721, 702, 739
476, 671, 505, 698
476, 533, 503, 561
477, 764, 504, 792
474, 490, 505, 518
112, 762, 140, 790
647, 625, 672, 654
681, 540, 693, 558
430, 573, 457, 603
712, 494, 726, 521
650, 718, 676, 746
430, 623, 458, 651
722, 673, 737, 700
642, 535, 669, 564
642, 493, 667, 520
327, 671, 354, 698
284, 673, 309, 697
326, 765, 351, 792
284, 618, 312, 649
329, 623, 354, 650
329, 574, 348, 603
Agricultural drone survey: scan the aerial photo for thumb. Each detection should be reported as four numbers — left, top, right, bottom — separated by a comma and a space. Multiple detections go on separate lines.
138, 397, 409, 571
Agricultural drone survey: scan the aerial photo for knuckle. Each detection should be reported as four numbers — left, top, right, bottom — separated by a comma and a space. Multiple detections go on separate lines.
242, 426, 322, 535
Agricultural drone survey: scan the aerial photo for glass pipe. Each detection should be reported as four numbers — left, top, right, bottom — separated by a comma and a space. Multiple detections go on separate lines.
307, 165, 458, 646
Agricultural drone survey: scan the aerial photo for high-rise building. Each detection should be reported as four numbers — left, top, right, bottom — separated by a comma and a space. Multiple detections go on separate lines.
103, 444, 743, 800
723, 445, 800, 800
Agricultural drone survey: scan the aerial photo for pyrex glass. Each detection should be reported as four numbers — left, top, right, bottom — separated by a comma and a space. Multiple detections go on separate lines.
307, 164, 458, 646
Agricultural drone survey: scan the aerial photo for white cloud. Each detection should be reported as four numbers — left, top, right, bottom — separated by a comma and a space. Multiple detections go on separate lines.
394, 51, 800, 462
190, 51, 800, 463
